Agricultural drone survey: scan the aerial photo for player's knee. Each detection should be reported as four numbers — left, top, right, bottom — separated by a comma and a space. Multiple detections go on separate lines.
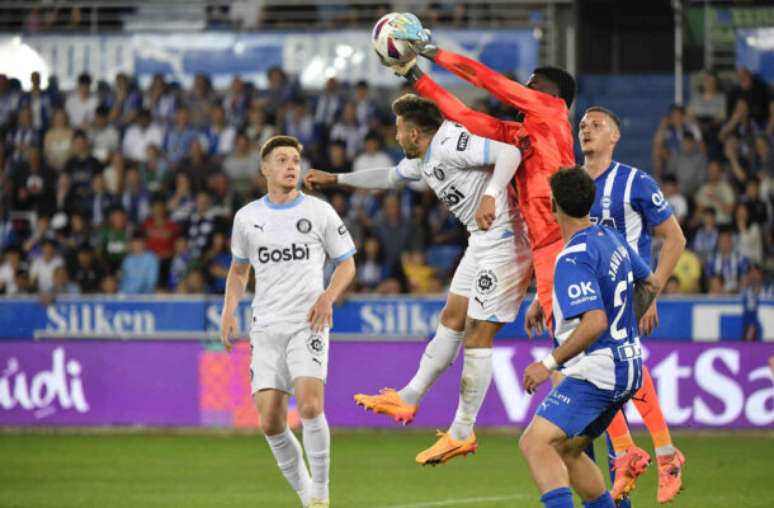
439, 303, 466, 331
260, 414, 286, 435
297, 399, 323, 419
518, 429, 539, 457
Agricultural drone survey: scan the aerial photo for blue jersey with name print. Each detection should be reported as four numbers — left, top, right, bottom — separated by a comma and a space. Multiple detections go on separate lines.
589, 161, 673, 266
552, 224, 651, 396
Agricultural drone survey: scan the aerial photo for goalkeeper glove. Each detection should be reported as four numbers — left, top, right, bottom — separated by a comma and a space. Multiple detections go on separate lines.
391, 13, 438, 59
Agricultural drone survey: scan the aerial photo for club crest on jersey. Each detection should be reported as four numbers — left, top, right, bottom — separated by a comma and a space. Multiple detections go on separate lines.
433, 166, 445, 181
337, 224, 347, 236
456, 132, 470, 151
296, 218, 312, 234
306, 334, 325, 356
476, 269, 498, 296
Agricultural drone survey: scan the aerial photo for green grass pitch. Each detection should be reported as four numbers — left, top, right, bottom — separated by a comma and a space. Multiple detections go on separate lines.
2, 429, 773, 507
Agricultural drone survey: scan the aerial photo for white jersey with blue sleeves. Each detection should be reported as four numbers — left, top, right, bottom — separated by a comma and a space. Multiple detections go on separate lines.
394, 121, 526, 248
552, 225, 651, 396
230, 192, 356, 327
589, 161, 673, 266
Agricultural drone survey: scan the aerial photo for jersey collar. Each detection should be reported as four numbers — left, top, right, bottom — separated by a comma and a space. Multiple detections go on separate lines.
594, 160, 619, 182
263, 192, 305, 210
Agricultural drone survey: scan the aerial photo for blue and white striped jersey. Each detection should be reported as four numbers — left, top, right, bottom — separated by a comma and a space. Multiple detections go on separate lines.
552, 225, 651, 396
589, 161, 673, 266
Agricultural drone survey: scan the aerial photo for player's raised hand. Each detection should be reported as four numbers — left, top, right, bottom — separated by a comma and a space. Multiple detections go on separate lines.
524, 299, 546, 339
475, 195, 496, 230
220, 313, 237, 352
374, 48, 417, 77
304, 169, 337, 190
523, 362, 550, 394
308, 293, 333, 333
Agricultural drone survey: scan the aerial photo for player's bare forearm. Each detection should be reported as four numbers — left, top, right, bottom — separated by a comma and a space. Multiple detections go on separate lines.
222, 260, 250, 317
550, 309, 607, 365
652, 216, 686, 290
323, 257, 355, 303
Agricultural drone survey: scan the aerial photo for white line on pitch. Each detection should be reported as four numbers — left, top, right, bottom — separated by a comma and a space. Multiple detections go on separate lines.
379, 494, 530, 508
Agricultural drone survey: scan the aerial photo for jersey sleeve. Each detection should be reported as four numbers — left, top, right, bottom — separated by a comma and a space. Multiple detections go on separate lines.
631, 171, 673, 227
394, 158, 422, 181
554, 250, 605, 320
230, 210, 250, 264
322, 204, 356, 264
433, 48, 566, 118
413, 74, 517, 143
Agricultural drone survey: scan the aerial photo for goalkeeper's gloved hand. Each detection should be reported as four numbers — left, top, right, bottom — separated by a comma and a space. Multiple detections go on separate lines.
391, 13, 438, 59
375, 49, 417, 78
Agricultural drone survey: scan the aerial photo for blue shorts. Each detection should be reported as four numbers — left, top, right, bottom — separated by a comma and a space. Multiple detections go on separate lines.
535, 377, 632, 439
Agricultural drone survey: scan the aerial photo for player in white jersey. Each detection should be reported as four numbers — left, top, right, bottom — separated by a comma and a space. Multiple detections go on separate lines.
220, 136, 356, 508
304, 94, 532, 465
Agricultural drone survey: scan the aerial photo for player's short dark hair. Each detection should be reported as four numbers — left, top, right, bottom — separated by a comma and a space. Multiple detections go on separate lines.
584, 106, 621, 130
260, 135, 303, 160
550, 165, 596, 218
391, 94, 443, 134
534, 66, 576, 107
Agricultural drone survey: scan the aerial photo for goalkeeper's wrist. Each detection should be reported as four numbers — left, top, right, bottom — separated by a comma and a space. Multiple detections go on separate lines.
405, 65, 425, 84
541, 354, 559, 371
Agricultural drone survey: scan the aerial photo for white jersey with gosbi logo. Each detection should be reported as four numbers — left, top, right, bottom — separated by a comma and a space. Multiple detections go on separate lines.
231, 192, 356, 327
394, 120, 528, 249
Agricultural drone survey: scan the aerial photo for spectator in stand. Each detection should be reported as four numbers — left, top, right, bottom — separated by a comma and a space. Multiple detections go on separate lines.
168, 236, 199, 290
742, 264, 766, 341
29, 238, 64, 293
87, 172, 114, 227
662, 176, 688, 226
707, 227, 749, 293
64, 130, 103, 208
53, 172, 78, 218
284, 98, 317, 150
259, 66, 297, 117
356, 236, 390, 292
663, 275, 682, 295
120, 166, 151, 225
664, 130, 707, 196
70, 243, 104, 294
164, 107, 200, 165
144, 74, 177, 125
727, 68, 770, 129
100, 274, 118, 294
185, 74, 215, 129
402, 250, 435, 294
353, 132, 394, 172
692, 207, 719, 263
122, 109, 164, 163
695, 160, 736, 225
735, 202, 763, 265
223, 132, 260, 194
19, 71, 54, 132
652, 104, 702, 176
330, 192, 362, 249
203, 231, 231, 293
177, 268, 207, 294
208, 172, 239, 217
179, 137, 220, 192
9, 147, 55, 214
330, 102, 367, 160
98, 206, 130, 272
88, 105, 120, 164
138, 144, 170, 194
672, 248, 703, 294
65, 73, 98, 128
740, 178, 769, 226
43, 108, 73, 170
752, 135, 774, 177
353, 80, 378, 128
314, 77, 343, 133
109, 73, 142, 128
0, 246, 23, 294
50, 265, 80, 295
141, 196, 180, 283
223, 76, 249, 127
167, 172, 195, 224
119, 233, 159, 294
244, 101, 275, 148
7, 105, 39, 163
23, 215, 53, 255
724, 134, 755, 191
57, 211, 91, 258
203, 103, 236, 158
373, 193, 412, 271
687, 70, 726, 154
186, 191, 220, 257
14, 269, 33, 295
321, 139, 352, 175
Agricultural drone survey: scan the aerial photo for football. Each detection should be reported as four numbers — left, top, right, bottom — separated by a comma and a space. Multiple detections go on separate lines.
372, 12, 416, 65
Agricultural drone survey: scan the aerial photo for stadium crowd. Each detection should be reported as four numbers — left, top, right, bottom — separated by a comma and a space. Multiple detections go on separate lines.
0, 67, 772, 302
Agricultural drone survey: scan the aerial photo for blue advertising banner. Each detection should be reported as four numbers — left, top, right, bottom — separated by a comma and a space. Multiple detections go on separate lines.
1, 296, 772, 342
13, 30, 538, 91
736, 28, 774, 84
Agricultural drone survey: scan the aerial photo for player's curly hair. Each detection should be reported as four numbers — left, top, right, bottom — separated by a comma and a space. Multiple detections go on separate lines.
260, 135, 303, 160
391, 94, 443, 134
550, 165, 595, 218
534, 66, 576, 107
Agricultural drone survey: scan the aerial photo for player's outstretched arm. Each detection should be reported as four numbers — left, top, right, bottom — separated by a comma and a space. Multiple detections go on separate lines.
304, 167, 405, 191
220, 259, 250, 352
308, 257, 355, 332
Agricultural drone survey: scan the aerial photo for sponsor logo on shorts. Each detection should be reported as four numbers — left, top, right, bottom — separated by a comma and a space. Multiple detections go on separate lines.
306, 334, 326, 356
456, 132, 469, 151
476, 269, 498, 296
296, 218, 312, 234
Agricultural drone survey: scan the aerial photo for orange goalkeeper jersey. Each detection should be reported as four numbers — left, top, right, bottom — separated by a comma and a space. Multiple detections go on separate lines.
414, 49, 575, 251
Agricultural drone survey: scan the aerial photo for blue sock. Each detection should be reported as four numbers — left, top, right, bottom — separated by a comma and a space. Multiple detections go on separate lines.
541, 487, 574, 508
616, 496, 632, 508
582, 491, 615, 508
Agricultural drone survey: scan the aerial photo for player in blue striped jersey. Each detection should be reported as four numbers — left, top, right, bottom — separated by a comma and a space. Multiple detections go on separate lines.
521, 166, 658, 508
579, 107, 687, 504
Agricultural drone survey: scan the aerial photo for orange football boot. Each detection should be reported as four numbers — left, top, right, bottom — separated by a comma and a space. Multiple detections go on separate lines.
657, 448, 685, 504
353, 388, 418, 425
415, 431, 478, 465
611, 445, 652, 500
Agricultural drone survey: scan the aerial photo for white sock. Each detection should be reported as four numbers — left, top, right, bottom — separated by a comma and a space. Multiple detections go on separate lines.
265, 428, 312, 506
301, 414, 330, 502
399, 323, 464, 406
448, 348, 493, 442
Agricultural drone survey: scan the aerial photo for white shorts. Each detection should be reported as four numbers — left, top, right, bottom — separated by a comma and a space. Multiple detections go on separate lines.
449, 235, 533, 323
249, 321, 329, 394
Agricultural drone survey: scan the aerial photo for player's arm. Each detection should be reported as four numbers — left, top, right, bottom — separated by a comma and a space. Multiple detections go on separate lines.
473, 140, 521, 230
220, 259, 250, 352
304, 162, 419, 191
